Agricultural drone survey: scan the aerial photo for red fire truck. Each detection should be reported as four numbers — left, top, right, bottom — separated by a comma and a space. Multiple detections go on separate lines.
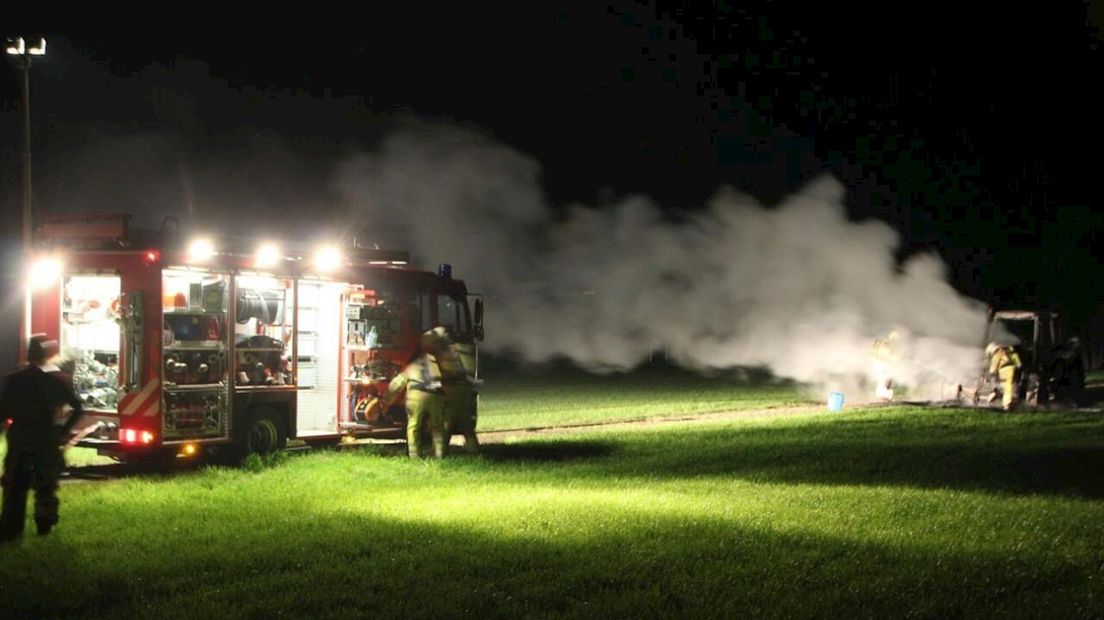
23, 214, 483, 461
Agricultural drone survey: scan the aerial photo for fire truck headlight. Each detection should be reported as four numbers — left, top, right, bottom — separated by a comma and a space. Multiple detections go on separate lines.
255, 243, 280, 269
314, 245, 342, 272
27, 257, 62, 290
186, 238, 215, 263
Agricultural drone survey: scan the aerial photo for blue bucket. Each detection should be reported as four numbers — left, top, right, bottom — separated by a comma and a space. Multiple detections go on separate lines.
827, 392, 845, 412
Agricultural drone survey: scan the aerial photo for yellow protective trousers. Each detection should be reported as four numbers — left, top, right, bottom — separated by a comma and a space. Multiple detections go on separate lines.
998, 366, 1018, 411
444, 385, 479, 454
405, 390, 446, 459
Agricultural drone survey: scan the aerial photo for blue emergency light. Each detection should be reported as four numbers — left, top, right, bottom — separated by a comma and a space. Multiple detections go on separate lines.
438, 263, 452, 279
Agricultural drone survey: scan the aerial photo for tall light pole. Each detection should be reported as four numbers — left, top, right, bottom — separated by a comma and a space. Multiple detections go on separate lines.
6, 36, 45, 354
5, 36, 46, 253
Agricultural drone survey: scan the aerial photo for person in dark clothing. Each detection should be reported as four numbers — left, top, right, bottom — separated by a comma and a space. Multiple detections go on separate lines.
0, 336, 83, 541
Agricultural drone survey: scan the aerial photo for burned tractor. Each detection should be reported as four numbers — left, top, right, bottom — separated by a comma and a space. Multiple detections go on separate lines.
972, 309, 1086, 407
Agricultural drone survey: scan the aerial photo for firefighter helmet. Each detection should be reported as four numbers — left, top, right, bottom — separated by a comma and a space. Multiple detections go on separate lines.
421, 328, 448, 352
27, 333, 58, 365
985, 342, 999, 357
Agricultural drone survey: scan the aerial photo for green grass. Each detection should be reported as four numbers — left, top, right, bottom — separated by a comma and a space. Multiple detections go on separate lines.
477, 364, 807, 430
1, 405, 1102, 618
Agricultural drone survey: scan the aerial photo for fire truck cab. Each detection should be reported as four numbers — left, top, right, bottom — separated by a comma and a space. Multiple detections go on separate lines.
24, 214, 482, 460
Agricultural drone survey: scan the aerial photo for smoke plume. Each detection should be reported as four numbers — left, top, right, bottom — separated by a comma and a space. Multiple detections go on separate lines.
335, 123, 988, 398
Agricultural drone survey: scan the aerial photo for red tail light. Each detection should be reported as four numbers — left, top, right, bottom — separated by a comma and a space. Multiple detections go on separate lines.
120, 428, 155, 445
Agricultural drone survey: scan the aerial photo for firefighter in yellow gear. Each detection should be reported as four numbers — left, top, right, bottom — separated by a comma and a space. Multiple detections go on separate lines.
986, 342, 1022, 411
369, 330, 449, 459
870, 331, 900, 400
431, 327, 480, 455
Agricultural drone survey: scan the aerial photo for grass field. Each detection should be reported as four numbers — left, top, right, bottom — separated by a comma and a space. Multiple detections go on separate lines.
477, 363, 808, 431
1, 389, 1102, 618
0, 364, 805, 467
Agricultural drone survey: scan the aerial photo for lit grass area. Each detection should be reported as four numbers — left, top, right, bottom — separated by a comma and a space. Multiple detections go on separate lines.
477, 363, 808, 431
1, 406, 1102, 618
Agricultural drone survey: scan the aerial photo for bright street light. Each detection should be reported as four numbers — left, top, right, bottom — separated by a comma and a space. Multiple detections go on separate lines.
5, 35, 45, 252
7, 35, 45, 351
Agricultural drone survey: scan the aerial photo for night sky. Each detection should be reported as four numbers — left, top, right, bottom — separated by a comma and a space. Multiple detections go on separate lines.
3, 3, 1103, 320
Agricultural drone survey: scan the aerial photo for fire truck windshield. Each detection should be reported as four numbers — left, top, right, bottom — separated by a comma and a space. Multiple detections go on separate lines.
436, 294, 471, 339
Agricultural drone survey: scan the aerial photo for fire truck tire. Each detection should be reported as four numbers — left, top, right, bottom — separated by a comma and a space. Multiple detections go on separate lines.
238, 408, 287, 456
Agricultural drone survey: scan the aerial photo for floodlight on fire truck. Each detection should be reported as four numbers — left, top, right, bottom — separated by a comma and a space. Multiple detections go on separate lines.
255, 243, 280, 269
314, 245, 342, 272
27, 256, 61, 290
186, 238, 215, 263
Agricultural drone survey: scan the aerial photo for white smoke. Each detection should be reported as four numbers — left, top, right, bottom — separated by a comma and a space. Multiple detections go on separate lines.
334, 122, 987, 398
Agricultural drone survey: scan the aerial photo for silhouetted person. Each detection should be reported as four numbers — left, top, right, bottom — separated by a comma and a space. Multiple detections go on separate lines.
0, 336, 83, 541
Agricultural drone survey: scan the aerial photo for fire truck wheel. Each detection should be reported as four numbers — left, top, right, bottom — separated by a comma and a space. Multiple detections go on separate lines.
239, 408, 287, 455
